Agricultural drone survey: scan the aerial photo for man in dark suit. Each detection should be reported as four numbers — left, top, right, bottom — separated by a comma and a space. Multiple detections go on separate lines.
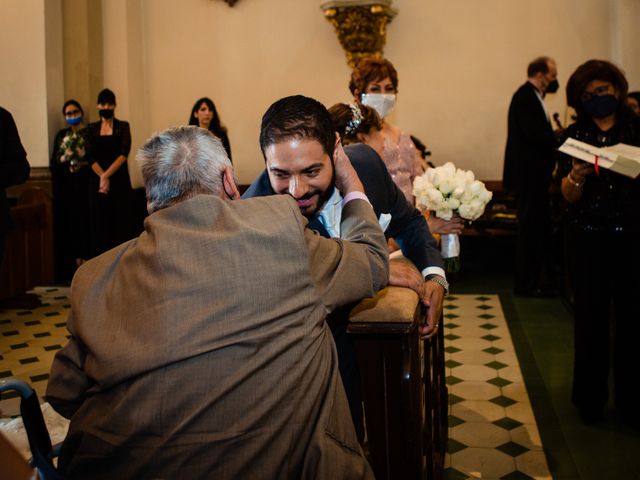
503, 57, 559, 296
0, 107, 30, 263
244, 95, 446, 440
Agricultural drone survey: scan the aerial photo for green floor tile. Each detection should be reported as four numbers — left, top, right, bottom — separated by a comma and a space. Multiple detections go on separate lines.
448, 414, 465, 428
490, 395, 517, 407
493, 417, 523, 431
444, 467, 470, 480
485, 360, 508, 370
496, 441, 529, 457
483, 346, 504, 355
447, 438, 468, 454
488, 377, 512, 387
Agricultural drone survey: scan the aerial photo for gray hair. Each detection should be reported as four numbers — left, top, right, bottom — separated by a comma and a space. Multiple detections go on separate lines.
137, 126, 231, 213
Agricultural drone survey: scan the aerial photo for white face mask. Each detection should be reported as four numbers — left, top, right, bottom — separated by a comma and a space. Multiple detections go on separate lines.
360, 93, 397, 119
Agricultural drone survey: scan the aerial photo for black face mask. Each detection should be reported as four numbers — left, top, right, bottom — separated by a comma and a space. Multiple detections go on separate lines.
546, 79, 559, 94
98, 108, 114, 120
582, 94, 618, 119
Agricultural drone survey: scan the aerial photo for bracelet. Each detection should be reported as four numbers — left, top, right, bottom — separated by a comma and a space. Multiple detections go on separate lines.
427, 275, 449, 296
566, 172, 585, 188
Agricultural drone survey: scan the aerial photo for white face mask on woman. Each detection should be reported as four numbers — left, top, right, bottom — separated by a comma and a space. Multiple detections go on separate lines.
360, 93, 397, 119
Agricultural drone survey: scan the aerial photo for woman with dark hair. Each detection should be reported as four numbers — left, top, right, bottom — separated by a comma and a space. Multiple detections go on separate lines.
560, 60, 640, 426
329, 102, 385, 156
86, 88, 140, 256
330, 101, 463, 236
189, 97, 232, 161
50, 99, 91, 281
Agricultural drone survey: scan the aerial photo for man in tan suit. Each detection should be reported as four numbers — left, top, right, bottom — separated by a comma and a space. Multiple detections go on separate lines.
45, 126, 388, 479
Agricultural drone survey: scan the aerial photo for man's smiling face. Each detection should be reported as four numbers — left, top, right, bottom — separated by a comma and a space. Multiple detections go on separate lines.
265, 138, 335, 218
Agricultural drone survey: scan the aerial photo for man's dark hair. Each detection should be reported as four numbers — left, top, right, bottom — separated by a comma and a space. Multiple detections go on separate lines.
527, 57, 552, 77
97, 88, 116, 105
259, 95, 336, 159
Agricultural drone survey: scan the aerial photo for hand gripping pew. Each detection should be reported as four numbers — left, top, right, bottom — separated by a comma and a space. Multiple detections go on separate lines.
348, 284, 447, 480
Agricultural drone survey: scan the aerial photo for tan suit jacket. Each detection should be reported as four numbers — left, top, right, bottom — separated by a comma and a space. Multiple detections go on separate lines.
46, 194, 387, 479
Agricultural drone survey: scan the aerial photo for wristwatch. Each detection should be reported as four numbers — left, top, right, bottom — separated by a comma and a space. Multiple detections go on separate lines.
427, 274, 449, 296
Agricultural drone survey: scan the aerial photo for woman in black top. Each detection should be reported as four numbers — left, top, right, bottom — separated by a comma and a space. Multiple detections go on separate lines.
188, 97, 232, 162
50, 99, 91, 281
560, 60, 640, 426
86, 88, 139, 256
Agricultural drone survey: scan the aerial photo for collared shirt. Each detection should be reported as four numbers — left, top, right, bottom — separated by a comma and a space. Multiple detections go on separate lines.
532, 83, 550, 122
317, 188, 445, 280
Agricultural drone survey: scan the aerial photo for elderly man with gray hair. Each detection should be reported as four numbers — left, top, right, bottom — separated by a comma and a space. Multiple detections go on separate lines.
46, 126, 387, 479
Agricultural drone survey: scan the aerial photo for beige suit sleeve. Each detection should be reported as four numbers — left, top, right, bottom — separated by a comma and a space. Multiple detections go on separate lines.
305, 199, 389, 313
45, 310, 92, 419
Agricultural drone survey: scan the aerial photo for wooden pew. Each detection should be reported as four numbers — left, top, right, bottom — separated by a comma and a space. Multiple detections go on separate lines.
349, 284, 447, 480
0, 187, 54, 301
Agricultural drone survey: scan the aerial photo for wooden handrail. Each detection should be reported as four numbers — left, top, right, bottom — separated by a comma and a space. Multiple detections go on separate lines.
348, 261, 447, 480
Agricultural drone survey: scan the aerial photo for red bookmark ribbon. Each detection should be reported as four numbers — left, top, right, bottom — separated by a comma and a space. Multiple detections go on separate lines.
594, 155, 600, 176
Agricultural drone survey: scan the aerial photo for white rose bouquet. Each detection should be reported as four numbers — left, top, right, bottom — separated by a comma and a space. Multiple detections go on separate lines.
58, 132, 86, 168
413, 162, 493, 272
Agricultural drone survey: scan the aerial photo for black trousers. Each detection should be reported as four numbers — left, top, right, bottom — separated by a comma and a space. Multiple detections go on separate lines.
515, 182, 551, 292
569, 227, 640, 414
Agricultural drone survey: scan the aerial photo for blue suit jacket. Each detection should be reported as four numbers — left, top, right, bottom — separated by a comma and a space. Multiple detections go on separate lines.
243, 143, 443, 273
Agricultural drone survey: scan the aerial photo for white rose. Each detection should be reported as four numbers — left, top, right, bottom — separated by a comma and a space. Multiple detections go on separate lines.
470, 180, 484, 196
465, 170, 475, 183
442, 162, 456, 178
435, 207, 453, 220
458, 204, 473, 219
452, 187, 465, 199
439, 178, 454, 195
461, 190, 474, 203
447, 197, 461, 210
427, 187, 444, 206
425, 168, 436, 185
479, 189, 493, 204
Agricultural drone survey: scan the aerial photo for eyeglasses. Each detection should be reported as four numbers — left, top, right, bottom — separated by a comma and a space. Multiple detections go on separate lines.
581, 85, 613, 102
65, 109, 81, 117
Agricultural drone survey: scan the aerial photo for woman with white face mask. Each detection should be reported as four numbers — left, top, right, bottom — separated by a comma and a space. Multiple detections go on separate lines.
349, 57, 463, 235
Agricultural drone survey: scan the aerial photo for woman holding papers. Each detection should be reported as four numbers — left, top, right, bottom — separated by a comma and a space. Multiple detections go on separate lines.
560, 59, 640, 427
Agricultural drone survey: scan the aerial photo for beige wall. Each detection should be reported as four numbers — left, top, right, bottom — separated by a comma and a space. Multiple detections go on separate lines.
3, 0, 639, 181
0, 0, 63, 169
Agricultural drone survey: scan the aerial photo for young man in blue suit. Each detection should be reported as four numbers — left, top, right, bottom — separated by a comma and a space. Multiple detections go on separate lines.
243, 95, 447, 440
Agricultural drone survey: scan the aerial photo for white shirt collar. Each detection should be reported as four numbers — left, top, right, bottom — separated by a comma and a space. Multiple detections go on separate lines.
317, 188, 343, 238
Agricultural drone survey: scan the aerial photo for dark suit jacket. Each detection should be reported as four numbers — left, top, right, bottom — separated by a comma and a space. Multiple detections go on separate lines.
0, 107, 30, 235
503, 82, 557, 192
243, 143, 443, 273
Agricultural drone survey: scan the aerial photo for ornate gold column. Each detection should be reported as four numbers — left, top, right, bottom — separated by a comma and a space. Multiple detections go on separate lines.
320, 0, 397, 67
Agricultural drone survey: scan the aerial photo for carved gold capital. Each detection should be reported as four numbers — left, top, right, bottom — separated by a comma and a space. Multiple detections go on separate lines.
320, 1, 396, 67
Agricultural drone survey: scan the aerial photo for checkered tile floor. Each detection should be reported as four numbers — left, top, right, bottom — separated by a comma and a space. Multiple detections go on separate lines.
444, 295, 551, 480
0, 287, 71, 417
0, 289, 551, 478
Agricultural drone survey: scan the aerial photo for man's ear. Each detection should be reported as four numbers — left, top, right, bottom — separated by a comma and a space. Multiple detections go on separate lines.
222, 165, 241, 200
332, 132, 343, 161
